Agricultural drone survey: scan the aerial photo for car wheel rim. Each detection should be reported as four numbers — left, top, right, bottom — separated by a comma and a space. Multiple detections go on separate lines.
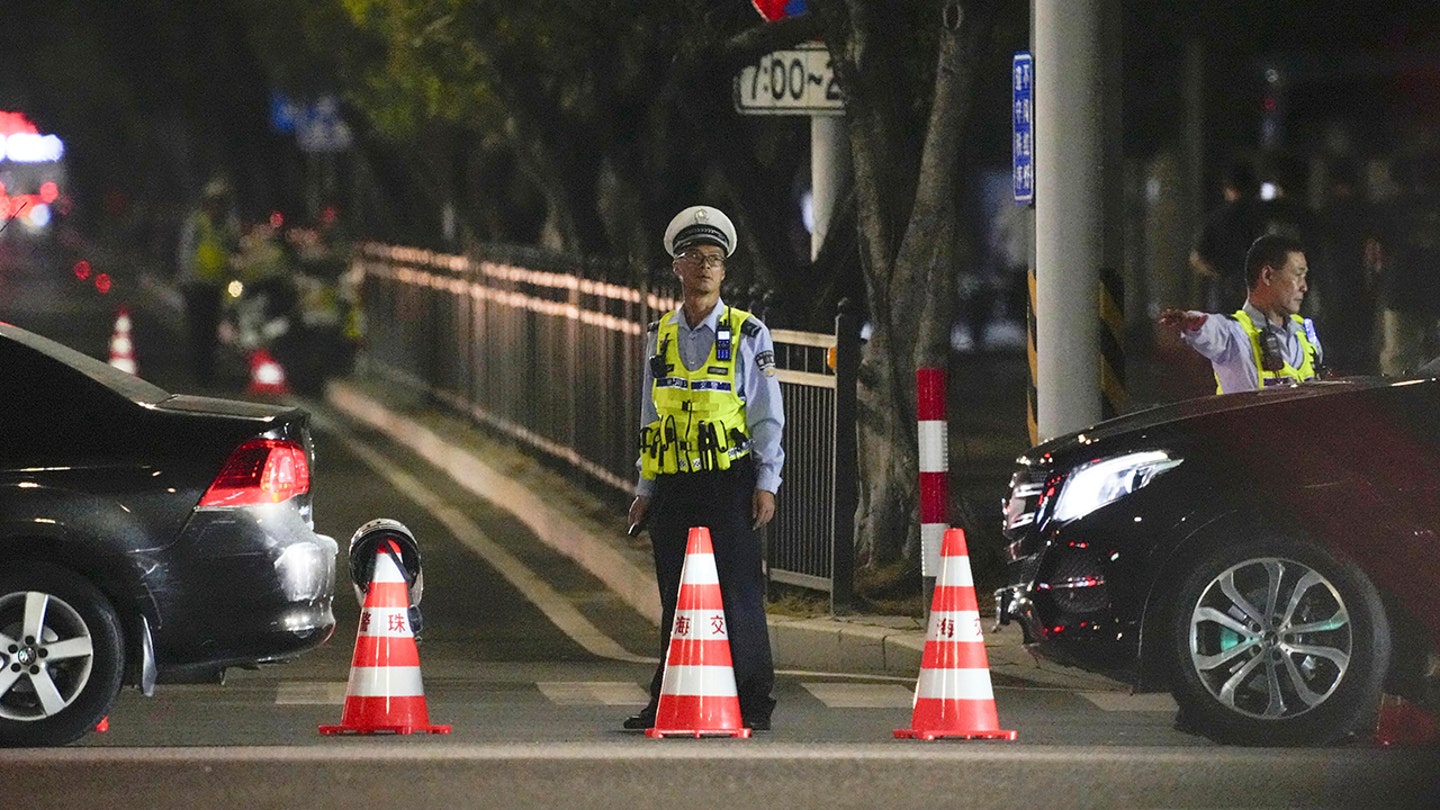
0, 591, 96, 722
1188, 557, 1351, 720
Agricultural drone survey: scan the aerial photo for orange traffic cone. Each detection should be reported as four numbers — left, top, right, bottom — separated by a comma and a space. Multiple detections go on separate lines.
246, 348, 290, 396
1373, 693, 1439, 748
108, 306, 137, 375
647, 526, 750, 739
320, 539, 450, 735
895, 527, 1017, 741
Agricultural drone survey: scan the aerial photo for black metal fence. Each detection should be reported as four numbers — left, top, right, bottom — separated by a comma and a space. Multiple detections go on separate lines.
352, 243, 859, 611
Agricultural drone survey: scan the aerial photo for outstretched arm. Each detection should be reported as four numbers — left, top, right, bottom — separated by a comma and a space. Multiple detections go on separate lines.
1158, 307, 1208, 332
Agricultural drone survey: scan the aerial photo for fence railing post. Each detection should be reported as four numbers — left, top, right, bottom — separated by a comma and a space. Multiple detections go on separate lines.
830, 298, 861, 615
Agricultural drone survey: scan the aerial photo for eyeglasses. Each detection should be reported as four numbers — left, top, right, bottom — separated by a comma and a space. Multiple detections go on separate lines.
676, 251, 725, 269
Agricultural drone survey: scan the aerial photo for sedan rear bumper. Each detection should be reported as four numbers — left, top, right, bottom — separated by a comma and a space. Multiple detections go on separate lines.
141, 506, 338, 671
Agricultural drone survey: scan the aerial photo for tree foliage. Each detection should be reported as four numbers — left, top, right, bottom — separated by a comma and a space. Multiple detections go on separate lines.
246, 0, 1017, 578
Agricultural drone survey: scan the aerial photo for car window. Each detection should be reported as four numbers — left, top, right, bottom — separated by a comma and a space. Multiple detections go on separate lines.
0, 323, 169, 405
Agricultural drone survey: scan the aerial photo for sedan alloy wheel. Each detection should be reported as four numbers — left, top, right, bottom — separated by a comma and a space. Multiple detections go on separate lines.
0, 565, 124, 747
1189, 557, 1351, 720
1168, 536, 1390, 746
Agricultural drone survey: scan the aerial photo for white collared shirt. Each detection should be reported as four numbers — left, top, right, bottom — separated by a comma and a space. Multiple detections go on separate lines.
1181, 301, 1323, 393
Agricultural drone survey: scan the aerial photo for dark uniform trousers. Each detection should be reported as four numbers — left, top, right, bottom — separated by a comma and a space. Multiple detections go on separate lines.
645, 456, 776, 723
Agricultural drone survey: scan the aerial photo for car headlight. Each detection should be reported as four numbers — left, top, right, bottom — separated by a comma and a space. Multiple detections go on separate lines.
1051, 450, 1182, 523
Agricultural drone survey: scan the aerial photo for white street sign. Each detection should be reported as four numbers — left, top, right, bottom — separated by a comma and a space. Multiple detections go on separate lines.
733, 44, 843, 116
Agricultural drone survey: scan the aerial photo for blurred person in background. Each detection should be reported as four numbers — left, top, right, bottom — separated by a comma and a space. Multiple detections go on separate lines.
1373, 154, 1440, 376
176, 177, 240, 385
1312, 157, 1381, 375
1190, 157, 1318, 313
1189, 159, 1265, 311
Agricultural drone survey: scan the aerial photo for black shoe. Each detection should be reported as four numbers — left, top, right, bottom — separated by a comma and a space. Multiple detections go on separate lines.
743, 716, 771, 732
622, 712, 655, 730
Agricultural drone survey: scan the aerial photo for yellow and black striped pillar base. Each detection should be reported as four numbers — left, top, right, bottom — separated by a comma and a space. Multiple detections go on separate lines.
1099, 266, 1126, 420
1026, 268, 1038, 446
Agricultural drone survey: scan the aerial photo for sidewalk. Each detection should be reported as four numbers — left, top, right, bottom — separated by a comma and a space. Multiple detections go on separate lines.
324, 374, 1124, 692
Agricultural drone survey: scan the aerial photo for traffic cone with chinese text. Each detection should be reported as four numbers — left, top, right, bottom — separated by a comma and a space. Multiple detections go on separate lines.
647, 526, 750, 739
320, 539, 450, 735
107, 306, 137, 375
246, 348, 290, 396
895, 527, 1017, 740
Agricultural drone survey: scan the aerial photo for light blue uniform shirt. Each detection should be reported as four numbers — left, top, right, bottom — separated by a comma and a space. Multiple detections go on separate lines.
1180, 300, 1323, 394
635, 299, 785, 497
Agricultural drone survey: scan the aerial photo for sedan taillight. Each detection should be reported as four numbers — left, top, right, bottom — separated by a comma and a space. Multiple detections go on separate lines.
199, 438, 311, 508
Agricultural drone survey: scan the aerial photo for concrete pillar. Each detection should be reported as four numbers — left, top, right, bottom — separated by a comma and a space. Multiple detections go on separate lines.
810, 115, 849, 261
1034, 0, 1117, 440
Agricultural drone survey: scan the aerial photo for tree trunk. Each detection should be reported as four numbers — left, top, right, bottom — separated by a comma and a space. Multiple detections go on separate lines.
814, 0, 997, 575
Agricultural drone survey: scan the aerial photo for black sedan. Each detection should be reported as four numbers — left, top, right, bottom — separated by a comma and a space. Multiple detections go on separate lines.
0, 322, 337, 746
995, 377, 1440, 746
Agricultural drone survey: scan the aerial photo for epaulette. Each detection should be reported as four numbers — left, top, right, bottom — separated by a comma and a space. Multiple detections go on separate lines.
647, 320, 660, 333
740, 317, 762, 338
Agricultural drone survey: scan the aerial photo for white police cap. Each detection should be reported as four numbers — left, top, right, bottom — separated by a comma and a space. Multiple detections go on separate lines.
663, 205, 737, 258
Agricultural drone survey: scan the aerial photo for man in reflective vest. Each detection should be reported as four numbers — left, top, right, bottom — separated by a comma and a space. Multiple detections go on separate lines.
1160, 233, 1324, 394
175, 176, 239, 386
625, 205, 785, 731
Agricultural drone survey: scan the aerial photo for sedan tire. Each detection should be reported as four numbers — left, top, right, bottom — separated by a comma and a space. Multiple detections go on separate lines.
1168, 535, 1390, 746
0, 564, 125, 747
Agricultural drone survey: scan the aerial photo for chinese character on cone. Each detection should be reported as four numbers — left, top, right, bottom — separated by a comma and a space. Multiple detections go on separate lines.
320, 540, 449, 735
895, 527, 1017, 741
647, 526, 750, 739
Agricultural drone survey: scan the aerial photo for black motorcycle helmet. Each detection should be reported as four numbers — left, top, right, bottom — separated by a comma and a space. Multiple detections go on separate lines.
347, 518, 423, 602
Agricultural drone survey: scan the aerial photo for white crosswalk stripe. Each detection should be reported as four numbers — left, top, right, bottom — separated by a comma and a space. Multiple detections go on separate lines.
272, 679, 1155, 713
1079, 691, 1178, 712
274, 682, 349, 705
801, 683, 914, 708
537, 682, 651, 706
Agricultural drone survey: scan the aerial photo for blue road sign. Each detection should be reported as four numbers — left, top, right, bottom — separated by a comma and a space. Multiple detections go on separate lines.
1013, 51, 1034, 205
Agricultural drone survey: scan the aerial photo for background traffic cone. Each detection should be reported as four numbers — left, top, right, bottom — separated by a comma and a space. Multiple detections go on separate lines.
107, 306, 137, 375
895, 527, 1017, 741
246, 348, 290, 396
647, 526, 750, 739
320, 539, 450, 735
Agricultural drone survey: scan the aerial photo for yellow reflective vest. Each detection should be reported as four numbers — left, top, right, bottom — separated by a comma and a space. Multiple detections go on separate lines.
1220, 309, 1319, 394
189, 211, 230, 283
640, 307, 755, 478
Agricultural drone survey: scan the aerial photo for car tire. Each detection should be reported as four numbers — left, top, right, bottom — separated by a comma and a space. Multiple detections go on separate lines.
1167, 534, 1390, 746
0, 564, 125, 747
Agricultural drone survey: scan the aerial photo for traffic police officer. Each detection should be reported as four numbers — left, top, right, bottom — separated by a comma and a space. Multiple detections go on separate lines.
1160, 233, 1323, 394
625, 205, 785, 731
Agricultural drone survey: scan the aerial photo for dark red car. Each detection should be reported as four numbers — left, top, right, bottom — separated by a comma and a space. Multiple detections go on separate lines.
996, 378, 1440, 746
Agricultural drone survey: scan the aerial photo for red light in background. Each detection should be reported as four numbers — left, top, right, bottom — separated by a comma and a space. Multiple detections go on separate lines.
39, 182, 58, 203
73, 260, 91, 280
269, 210, 284, 228
94, 273, 112, 294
